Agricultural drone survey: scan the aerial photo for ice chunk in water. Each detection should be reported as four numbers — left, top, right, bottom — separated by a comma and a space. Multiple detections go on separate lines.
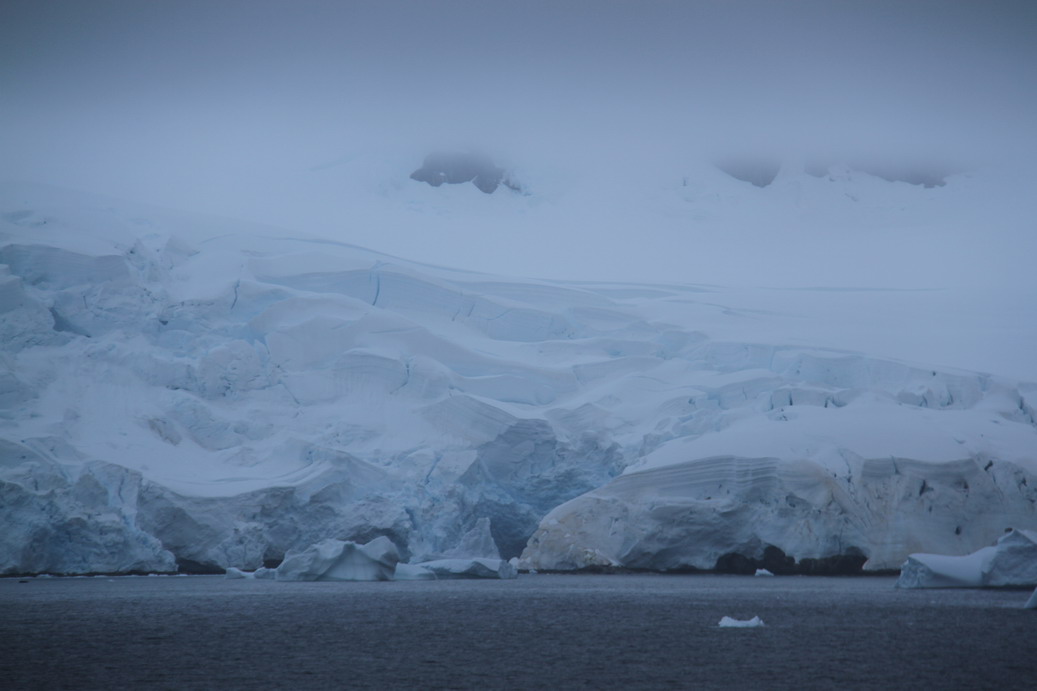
395, 558, 517, 580
275, 537, 399, 581
718, 616, 765, 628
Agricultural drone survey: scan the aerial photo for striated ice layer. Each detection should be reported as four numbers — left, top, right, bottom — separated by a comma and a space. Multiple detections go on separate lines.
521, 456, 1037, 572
1, 181, 1036, 575
896, 529, 1037, 589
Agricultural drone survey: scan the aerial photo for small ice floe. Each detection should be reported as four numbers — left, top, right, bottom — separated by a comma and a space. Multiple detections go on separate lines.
394, 558, 518, 580
1025, 586, 1037, 610
754, 568, 774, 576
718, 616, 765, 628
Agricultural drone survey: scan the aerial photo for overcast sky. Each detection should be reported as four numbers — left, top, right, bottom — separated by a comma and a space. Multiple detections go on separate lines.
2, 1, 1036, 284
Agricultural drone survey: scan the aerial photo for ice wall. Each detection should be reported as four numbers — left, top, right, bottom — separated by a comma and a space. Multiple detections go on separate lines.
521, 457, 1037, 572
1, 181, 1035, 575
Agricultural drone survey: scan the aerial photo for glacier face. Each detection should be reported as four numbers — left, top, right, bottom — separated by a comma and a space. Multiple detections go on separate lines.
1, 181, 1036, 575
521, 456, 1037, 572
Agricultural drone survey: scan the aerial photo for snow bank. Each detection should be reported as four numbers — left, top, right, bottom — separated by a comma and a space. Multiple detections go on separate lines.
275, 537, 400, 582
896, 529, 1037, 589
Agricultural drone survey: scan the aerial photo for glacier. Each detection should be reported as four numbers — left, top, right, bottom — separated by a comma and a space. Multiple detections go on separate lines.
1, 176, 1036, 576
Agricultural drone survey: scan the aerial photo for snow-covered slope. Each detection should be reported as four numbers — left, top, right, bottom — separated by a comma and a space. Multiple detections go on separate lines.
1, 175, 1035, 575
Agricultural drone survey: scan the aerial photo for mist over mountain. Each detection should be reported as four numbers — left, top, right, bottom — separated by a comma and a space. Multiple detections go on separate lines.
2, 0, 1035, 285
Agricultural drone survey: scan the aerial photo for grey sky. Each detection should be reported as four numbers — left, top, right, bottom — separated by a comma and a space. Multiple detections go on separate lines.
2, 1, 1036, 283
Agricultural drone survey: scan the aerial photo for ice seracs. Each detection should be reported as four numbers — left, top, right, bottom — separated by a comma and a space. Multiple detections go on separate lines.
896, 529, 1037, 589
275, 537, 400, 582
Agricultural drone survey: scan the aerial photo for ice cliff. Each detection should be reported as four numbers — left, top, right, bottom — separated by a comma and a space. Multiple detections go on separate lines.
1, 180, 1035, 575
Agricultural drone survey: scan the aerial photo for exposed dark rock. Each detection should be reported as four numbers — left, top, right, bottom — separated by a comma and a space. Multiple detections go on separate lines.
410, 152, 516, 194
713, 545, 866, 575
175, 557, 224, 575
797, 551, 868, 575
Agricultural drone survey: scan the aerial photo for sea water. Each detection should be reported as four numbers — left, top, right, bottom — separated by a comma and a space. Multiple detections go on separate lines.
2, 574, 1033, 689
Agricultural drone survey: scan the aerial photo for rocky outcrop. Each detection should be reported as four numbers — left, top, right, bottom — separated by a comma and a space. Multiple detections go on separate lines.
410, 152, 519, 193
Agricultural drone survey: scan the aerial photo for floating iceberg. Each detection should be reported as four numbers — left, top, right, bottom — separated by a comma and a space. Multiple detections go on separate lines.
275, 537, 400, 582
754, 569, 774, 577
395, 558, 518, 580
718, 616, 765, 628
1025, 587, 1037, 609
224, 567, 252, 579
896, 529, 1037, 589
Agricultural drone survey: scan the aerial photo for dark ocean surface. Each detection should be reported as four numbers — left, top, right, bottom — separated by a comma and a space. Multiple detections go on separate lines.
2, 573, 1034, 689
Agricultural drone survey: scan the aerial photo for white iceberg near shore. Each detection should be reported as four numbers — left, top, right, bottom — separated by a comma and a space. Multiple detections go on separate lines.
719, 616, 765, 628
275, 537, 399, 581
896, 529, 1037, 589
